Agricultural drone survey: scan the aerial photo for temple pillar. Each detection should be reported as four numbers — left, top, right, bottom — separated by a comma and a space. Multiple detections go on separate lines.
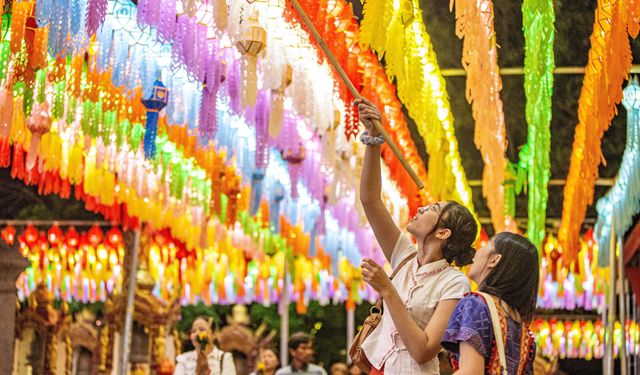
0, 240, 30, 374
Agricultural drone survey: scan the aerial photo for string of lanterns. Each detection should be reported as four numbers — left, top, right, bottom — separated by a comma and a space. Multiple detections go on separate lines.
532, 318, 640, 360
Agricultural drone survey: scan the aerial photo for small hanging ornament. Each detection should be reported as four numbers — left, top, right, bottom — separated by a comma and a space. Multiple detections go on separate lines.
281, 144, 306, 199
47, 224, 63, 246
236, 11, 266, 108
141, 79, 169, 159
269, 64, 292, 137
26, 101, 51, 171
1, 225, 16, 245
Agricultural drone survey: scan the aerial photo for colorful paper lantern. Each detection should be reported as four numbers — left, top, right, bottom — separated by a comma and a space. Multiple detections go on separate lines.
236, 12, 266, 107
141, 79, 169, 159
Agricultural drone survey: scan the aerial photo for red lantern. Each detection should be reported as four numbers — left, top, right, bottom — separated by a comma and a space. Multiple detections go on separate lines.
1, 225, 16, 245
47, 224, 63, 245
65, 227, 80, 247
106, 227, 123, 247
88, 225, 104, 246
24, 224, 39, 245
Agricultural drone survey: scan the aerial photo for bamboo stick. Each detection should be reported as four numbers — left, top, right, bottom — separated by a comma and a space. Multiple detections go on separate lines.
288, 0, 425, 190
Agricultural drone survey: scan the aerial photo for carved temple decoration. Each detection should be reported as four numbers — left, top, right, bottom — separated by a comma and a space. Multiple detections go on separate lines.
217, 305, 275, 375
69, 309, 99, 375
101, 232, 181, 374
14, 284, 72, 375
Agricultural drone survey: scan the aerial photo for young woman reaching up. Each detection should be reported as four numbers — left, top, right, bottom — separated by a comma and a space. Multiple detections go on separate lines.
354, 98, 478, 374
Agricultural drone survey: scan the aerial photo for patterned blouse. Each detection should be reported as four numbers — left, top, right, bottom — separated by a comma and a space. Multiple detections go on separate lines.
441, 293, 536, 374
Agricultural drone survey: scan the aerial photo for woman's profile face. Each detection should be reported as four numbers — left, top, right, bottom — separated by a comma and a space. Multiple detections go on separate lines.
190, 318, 211, 349
260, 349, 279, 371
468, 240, 497, 284
406, 201, 448, 240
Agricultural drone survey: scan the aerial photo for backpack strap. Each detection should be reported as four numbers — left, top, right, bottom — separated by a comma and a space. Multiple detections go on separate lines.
475, 292, 508, 375
390, 252, 417, 280
219, 351, 226, 374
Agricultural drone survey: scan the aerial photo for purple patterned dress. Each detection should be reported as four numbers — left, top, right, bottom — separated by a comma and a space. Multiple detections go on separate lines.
441, 293, 536, 374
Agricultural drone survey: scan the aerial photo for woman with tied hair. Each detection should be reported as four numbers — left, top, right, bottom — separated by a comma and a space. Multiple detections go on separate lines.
354, 98, 479, 374
441, 232, 539, 374
174, 316, 237, 375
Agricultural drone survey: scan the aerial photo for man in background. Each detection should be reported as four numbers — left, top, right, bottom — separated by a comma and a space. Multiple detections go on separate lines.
275, 332, 327, 375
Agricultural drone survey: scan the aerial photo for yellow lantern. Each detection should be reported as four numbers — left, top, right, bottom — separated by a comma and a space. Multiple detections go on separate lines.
236, 12, 266, 107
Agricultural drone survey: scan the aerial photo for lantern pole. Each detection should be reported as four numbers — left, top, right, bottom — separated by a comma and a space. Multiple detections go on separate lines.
280, 256, 290, 367
618, 235, 628, 375
288, 0, 424, 190
120, 228, 141, 375
605, 219, 617, 375
346, 304, 355, 364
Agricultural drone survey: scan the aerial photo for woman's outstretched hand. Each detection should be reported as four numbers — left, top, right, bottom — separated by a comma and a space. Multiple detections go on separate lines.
361, 258, 393, 296
354, 98, 382, 136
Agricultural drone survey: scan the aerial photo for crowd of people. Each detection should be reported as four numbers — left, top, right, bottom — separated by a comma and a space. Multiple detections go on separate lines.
173, 98, 540, 374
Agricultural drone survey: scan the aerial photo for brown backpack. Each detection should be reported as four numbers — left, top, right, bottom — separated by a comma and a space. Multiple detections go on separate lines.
348, 253, 416, 373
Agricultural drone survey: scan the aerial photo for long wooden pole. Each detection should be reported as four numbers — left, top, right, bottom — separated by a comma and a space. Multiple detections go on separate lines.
120, 229, 141, 375
606, 219, 617, 375
289, 0, 424, 190
618, 235, 628, 374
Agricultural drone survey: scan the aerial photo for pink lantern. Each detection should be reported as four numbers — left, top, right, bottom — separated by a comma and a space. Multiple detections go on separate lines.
26, 101, 51, 171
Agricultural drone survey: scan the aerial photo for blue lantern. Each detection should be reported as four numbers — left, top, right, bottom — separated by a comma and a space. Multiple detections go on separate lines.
141, 79, 169, 159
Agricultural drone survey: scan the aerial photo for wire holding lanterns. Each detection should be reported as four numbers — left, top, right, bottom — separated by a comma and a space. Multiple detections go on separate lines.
287, 0, 424, 190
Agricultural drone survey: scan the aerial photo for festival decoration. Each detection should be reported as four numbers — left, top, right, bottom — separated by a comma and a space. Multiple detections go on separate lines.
358, 0, 475, 213
450, 0, 509, 231
283, 0, 430, 212
594, 78, 640, 266
7, 225, 125, 303
532, 318, 639, 360
141, 79, 169, 159
559, 0, 640, 264
25, 100, 51, 170
521, 0, 555, 250
537, 229, 608, 311
235, 11, 266, 108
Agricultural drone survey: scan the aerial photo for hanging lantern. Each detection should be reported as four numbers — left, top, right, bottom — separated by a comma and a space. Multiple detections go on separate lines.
88, 225, 104, 247
141, 79, 169, 159
281, 145, 306, 199
1, 225, 16, 245
47, 224, 63, 246
25, 101, 51, 171
106, 227, 123, 247
65, 226, 80, 247
269, 64, 292, 137
236, 12, 266, 108
23, 224, 39, 246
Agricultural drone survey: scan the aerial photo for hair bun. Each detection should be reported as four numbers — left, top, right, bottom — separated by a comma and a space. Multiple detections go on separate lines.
452, 246, 475, 267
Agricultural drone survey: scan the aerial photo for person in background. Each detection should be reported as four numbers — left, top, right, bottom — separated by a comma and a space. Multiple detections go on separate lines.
441, 232, 539, 374
347, 364, 362, 375
354, 96, 478, 375
329, 362, 348, 375
251, 347, 280, 375
275, 332, 327, 375
174, 316, 237, 375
